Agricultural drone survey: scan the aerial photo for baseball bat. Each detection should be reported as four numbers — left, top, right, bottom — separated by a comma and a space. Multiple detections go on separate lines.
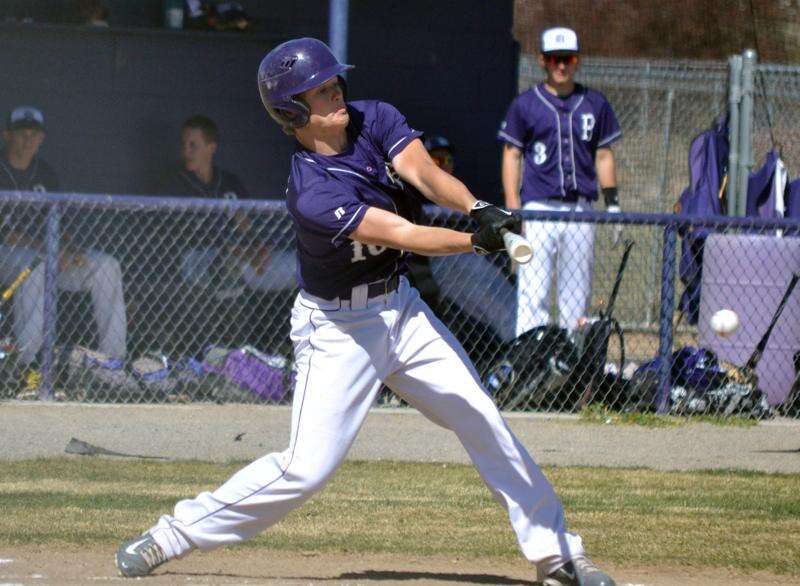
744, 272, 799, 371
1, 258, 41, 306
576, 240, 634, 408
603, 239, 635, 318
501, 229, 533, 264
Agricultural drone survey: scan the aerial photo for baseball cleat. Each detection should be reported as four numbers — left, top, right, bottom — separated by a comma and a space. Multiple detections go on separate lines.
115, 533, 168, 577
543, 555, 616, 586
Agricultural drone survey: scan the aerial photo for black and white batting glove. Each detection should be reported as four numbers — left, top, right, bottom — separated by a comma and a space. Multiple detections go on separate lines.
471, 225, 506, 255
469, 200, 522, 234
469, 201, 522, 255
602, 188, 623, 246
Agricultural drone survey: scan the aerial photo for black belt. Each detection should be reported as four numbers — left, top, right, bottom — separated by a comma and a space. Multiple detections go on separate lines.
545, 193, 582, 204
339, 274, 399, 301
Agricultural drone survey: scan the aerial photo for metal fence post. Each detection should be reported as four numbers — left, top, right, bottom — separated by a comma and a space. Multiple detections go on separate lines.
736, 49, 757, 217
647, 89, 675, 325
328, 0, 349, 68
38, 203, 60, 400
655, 222, 677, 414
640, 61, 651, 135
727, 54, 742, 216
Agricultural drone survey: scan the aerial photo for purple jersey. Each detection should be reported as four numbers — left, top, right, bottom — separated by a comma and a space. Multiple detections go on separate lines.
498, 83, 621, 204
286, 100, 423, 299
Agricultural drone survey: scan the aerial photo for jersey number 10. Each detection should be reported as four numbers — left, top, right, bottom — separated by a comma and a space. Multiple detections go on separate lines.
351, 241, 387, 263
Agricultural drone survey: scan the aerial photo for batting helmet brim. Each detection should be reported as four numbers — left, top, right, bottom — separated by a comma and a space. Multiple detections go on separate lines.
289, 62, 354, 98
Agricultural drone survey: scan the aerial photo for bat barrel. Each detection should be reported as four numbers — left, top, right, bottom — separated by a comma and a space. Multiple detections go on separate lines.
501, 229, 533, 264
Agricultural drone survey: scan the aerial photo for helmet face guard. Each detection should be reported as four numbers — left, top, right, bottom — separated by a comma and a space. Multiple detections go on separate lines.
258, 38, 354, 130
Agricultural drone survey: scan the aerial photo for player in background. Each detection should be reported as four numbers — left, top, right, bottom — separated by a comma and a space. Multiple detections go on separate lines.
155, 115, 292, 293
424, 134, 455, 174
156, 114, 254, 269
421, 134, 517, 345
115, 38, 616, 586
402, 133, 458, 310
150, 115, 295, 354
0, 105, 126, 392
499, 27, 622, 336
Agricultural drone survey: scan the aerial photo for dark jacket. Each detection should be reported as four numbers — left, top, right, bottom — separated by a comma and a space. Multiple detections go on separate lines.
0, 152, 61, 243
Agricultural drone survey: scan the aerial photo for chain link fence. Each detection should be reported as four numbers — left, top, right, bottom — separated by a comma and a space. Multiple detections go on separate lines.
519, 55, 730, 215
753, 63, 800, 179
519, 56, 733, 328
0, 194, 297, 404
519, 55, 800, 212
1, 192, 798, 419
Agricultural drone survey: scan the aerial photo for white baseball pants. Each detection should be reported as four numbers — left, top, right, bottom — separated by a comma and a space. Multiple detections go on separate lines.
149, 276, 584, 578
180, 247, 296, 293
516, 200, 595, 336
0, 246, 127, 365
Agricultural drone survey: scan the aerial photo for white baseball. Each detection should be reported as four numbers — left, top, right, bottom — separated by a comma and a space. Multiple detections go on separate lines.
710, 309, 739, 337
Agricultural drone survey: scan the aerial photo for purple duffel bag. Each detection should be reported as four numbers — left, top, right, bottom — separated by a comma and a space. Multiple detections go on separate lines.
204, 345, 293, 402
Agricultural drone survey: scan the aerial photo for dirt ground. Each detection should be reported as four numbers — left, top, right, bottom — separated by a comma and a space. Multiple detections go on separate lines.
0, 547, 797, 586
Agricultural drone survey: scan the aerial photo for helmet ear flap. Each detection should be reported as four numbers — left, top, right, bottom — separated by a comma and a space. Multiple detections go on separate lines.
266, 98, 310, 132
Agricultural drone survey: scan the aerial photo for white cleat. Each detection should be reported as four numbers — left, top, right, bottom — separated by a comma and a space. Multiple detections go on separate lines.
115, 533, 168, 577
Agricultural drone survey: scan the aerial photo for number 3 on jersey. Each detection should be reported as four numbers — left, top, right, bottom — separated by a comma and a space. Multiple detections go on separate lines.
351, 241, 387, 263
533, 141, 547, 165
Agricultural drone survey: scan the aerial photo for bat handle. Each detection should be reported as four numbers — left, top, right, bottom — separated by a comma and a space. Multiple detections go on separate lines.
501, 229, 533, 264
2, 267, 33, 301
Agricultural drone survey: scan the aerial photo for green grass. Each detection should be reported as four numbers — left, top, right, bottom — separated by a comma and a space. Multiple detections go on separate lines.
579, 404, 759, 427
1, 458, 799, 574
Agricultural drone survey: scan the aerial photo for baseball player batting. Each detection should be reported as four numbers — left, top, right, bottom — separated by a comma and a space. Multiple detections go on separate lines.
499, 27, 622, 336
114, 38, 615, 586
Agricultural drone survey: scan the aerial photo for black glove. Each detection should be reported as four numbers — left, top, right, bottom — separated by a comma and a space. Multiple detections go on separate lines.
470, 200, 521, 232
469, 200, 521, 255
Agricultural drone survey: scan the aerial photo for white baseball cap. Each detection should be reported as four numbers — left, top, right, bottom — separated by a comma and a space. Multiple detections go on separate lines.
541, 27, 579, 54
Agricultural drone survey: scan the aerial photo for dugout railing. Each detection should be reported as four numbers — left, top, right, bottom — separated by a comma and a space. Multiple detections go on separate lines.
0, 191, 799, 419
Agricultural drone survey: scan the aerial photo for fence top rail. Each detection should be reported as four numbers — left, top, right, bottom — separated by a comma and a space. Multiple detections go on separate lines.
0, 190, 288, 212
3, 190, 799, 231
427, 206, 800, 230
757, 63, 800, 74
513, 209, 800, 230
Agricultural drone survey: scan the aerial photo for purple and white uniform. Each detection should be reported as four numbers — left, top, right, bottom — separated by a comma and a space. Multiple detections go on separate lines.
499, 83, 622, 333
286, 100, 421, 300
148, 99, 585, 580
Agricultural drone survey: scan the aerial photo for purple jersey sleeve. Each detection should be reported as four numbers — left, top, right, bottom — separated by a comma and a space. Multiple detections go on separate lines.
293, 178, 368, 248
497, 96, 527, 148
595, 99, 622, 148
373, 102, 423, 159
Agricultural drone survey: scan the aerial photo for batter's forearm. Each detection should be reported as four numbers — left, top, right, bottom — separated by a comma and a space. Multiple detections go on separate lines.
352, 206, 473, 256
399, 225, 473, 256
363, 223, 473, 256
392, 139, 476, 214
414, 165, 477, 215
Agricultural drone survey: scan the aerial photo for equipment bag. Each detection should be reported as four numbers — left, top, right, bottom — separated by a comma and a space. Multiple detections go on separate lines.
64, 346, 140, 402
203, 345, 294, 403
484, 326, 580, 411
627, 345, 773, 418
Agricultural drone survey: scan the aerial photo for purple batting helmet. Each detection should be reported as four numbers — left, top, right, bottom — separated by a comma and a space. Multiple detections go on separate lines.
257, 37, 353, 130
